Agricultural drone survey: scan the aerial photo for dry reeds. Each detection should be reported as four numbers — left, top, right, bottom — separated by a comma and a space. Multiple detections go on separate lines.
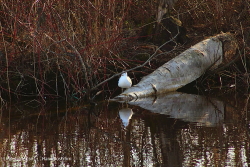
0, 0, 249, 101
0, 0, 156, 101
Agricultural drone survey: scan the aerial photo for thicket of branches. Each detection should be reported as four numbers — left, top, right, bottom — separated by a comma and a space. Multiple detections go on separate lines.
0, 0, 249, 101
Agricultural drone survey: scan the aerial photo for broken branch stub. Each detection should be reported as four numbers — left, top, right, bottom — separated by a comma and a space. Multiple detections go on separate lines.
115, 33, 237, 100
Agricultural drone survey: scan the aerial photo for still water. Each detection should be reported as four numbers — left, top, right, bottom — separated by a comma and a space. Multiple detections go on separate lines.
0, 91, 249, 166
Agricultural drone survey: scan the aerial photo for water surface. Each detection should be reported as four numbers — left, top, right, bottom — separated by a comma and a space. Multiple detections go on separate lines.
0, 92, 249, 166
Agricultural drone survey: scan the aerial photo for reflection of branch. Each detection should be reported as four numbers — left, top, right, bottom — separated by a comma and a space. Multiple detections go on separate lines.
91, 125, 139, 152
91, 33, 179, 91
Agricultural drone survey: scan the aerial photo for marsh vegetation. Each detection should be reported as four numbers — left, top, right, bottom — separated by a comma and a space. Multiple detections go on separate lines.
0, 0, 249, 102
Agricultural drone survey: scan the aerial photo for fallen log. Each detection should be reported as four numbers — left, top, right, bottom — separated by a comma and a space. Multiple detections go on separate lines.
115, 32, 237, 100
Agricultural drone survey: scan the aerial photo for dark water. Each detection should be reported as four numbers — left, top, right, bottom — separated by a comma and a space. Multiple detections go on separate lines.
0, 91, 249, 166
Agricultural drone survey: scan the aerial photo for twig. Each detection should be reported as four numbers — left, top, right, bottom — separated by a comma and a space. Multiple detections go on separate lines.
65, 40, 91, 90
0, 22, 11, 100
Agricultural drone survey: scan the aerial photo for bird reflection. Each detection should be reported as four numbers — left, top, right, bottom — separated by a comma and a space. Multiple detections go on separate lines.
119, 108, 133, 127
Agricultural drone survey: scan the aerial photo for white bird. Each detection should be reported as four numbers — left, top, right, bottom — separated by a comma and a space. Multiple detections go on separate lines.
118, 72, 132, 92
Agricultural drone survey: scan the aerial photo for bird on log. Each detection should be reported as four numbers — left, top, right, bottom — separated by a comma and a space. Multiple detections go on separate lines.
118, 72, 132, 92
